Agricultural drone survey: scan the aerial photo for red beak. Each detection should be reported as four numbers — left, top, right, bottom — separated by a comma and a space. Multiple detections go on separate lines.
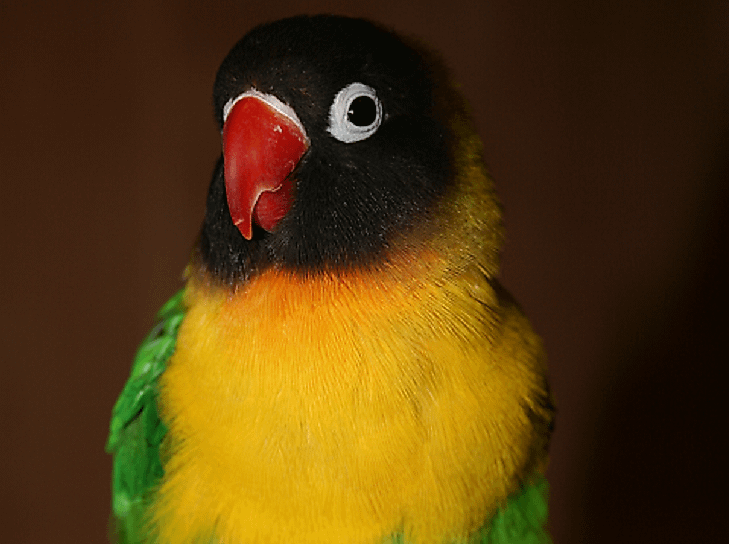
222, 93, 309, 240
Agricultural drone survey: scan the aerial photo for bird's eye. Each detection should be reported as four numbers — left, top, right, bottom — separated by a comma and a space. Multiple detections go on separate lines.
328, 83, 382, 143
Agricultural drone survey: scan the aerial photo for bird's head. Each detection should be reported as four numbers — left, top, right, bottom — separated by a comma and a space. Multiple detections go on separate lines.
195, 15, 501, 283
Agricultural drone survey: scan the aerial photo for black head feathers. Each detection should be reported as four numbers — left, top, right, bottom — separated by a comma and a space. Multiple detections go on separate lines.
197, 15, 458, 282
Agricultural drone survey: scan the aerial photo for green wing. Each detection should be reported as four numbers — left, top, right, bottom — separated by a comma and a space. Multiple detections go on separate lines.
470, 478, 551, 544
106, 290, 186, 544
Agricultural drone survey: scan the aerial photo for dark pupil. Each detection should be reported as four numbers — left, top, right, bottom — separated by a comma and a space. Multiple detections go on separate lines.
347, 96, 377, 127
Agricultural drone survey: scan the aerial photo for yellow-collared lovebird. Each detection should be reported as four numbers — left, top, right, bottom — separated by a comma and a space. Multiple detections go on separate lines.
107, 15, 554, 544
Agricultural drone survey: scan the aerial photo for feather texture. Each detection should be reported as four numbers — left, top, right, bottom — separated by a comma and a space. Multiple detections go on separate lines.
107, 291, 185, 542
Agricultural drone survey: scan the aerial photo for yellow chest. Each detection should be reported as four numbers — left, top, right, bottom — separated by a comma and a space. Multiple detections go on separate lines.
153, 263, 545, 544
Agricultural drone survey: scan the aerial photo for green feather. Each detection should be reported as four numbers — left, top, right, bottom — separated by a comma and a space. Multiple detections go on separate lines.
107, 290, 186, 543
470, 478, 551, 544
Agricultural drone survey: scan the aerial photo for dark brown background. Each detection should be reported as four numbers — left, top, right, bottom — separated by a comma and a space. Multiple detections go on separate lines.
2, 1, 727, 542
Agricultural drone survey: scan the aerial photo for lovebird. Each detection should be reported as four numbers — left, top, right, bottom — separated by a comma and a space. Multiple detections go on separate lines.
107, 15, 554, 544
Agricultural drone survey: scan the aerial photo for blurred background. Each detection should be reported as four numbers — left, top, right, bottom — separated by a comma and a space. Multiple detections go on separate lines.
1, 1, 727, 542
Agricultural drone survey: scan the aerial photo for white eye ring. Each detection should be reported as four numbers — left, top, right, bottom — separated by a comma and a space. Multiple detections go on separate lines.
327, 83, 382, 143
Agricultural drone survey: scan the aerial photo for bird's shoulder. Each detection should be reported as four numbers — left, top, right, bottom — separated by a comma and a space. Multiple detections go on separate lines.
471, 478, 552, 544
106, 289, 186, 542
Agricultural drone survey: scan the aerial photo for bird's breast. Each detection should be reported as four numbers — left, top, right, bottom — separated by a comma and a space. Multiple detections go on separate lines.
152, 254, 544, 544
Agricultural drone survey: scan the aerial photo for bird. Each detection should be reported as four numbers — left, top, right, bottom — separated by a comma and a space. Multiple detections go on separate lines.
107, 14, 554, 544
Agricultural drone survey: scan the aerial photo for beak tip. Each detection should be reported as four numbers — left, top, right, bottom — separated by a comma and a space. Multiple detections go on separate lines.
234, 218, 254, 241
